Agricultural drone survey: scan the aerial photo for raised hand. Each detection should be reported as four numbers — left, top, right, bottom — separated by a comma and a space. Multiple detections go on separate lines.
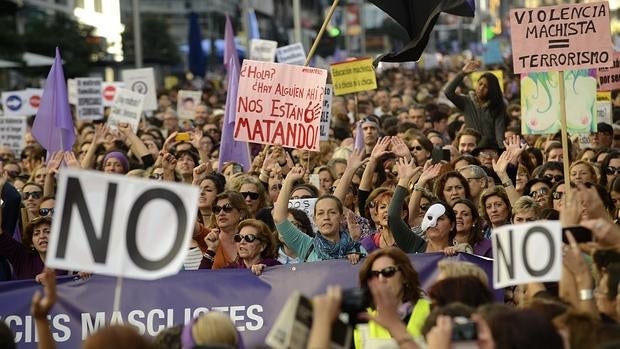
163, 131, 179, 153
370, 137, 392, 160
161, 153, 177, 172
190, 128, 203, 149
192, 163, 210, 184
395, 157, 422, 182
347, 148, 368, 171
418, 162, 442, 185
492, 151, 511, 176
117, 122, 133, 136
462, 59, 481, 74
31, 269, 57, 319
46, 151, 64, 173
251, 264, 266, 276
93, 124, 109, 145
284, 165, 305, 183
204, 229, 220, 252
503, 135, 526, 163
63, 151, 80, 168
390, 137, 411, 159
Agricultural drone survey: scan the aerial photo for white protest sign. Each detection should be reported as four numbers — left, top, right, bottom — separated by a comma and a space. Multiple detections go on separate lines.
597, 91, 613, 125
249, 39, 278, 62
122, 67, 157, 111
492, 221, 562, 289
1, 89, 42, 116
67, 79, 77, 105
509, 2, 613, 74
276, 43, 306, 66
107, 88, 145, 133
102, 82, 125, 107
76, 77, 103, 120
320, 84, 333, 141
177, 90, 202, 120
0, 116, 27, 155
47, 169, 199, 280
288, 198, 318, 221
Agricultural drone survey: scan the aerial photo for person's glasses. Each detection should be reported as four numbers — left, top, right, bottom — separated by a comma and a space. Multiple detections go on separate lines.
552, 191, 564, 200
213, 204, 235, 214
241, 192, 260, 200
410, 145, 423, 151
544, 174, 564, 182
233, 234, 261, 243
605, 166, 620, 176
39, 208, 54, 216
420, 204, 431, 212
291, 195, 313, 200
529, 188, 549, 199
5, 170, 19, 179
22, 191, 42, 200
368, 266, 400, 279
271, 184, 283, 191
329, 186, 337, 194
149, 173, 163, 180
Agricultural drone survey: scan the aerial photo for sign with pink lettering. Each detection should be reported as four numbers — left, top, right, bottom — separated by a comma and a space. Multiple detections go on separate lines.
597, 52, 620, 91
234, 60, 328, 152
510, 2, 613, 74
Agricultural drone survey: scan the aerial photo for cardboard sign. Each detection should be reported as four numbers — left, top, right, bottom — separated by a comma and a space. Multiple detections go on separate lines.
0, 116, 27, 155
67, 79, 77, 105
320, 84, 333, 141
234, 60, 328, 151
47, 169, 199, 280
122, 68, 157, 111
249, 39, 278, 62
597, 52, 620, 91
597, 91, 613, 125
521, 69, 597, 134
510, 2, 613, 74
76, 77, 103, 120
1, 89, 42, 116
330, 58, 377, 96
492, 221, 562, 289
470, 70, 504, 93
177, 90, 202, 120
276, 43, 306, 66
102, 82, 125, 107
107, 88, 145, 133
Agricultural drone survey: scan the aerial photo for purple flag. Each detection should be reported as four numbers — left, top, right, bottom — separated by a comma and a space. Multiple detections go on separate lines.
224, 15, 239, 74
32, 47, 76, 161
218, 55, 251, 172
354, 121, 364, 151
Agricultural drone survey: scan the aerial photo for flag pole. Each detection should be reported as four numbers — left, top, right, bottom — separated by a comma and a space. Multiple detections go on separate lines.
558, 71, 571, 197
304, 0, 340, 66
113, 275, 123, 312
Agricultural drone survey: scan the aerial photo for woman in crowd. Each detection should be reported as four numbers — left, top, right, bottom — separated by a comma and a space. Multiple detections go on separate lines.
277, 208, 315, 264
21, 182, 44, 224
200, 219, 279, 275
433, 171, 471, 206
231, 174, 269, 218
451, 198, 492, 257
601, 151, 620, 189
273, 165, 364, 263
569, 160, 598, 185
480, 186, 512, 231
360, 188, 406, 253
353, 247, 431, 348
522, 178, 553, 210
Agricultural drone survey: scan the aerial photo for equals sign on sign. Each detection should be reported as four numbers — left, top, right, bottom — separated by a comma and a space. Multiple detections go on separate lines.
548, 39, 569, 49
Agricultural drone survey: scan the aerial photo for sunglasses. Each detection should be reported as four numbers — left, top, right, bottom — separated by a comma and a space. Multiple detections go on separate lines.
544, 174, 564, 182
552, 191, 564, 200
529, 188, 549, 198
241, 192, 260, 200
420, 204, 431, 212
22, 191, 42, 200
39, 208, 54, 216
409, 145, 423, 151
213, 204, 235, 214
149, 173, 163, 180
233, 234, 261, 243
606, 166, 620, 176
368, 266, 400, 279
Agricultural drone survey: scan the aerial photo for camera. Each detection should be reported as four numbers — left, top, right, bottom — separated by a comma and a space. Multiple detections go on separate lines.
451, 317, 477, 341
340, 287, 371, 323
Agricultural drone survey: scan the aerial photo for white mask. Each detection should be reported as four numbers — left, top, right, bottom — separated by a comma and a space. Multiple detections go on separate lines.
421, 203, 446, 232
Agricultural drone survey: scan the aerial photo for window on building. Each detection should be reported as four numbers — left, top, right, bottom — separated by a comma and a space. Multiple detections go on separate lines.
94, 0, 102, 12
75, 0, 84, 8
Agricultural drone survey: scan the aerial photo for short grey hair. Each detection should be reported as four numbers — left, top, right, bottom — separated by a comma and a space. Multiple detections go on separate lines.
458, 165, 489, 184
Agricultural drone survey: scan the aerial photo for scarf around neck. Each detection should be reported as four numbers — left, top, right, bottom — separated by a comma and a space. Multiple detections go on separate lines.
313, 230, 361, 260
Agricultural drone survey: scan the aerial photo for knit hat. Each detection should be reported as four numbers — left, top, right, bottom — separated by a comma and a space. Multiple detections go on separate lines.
103, 151, 130, 173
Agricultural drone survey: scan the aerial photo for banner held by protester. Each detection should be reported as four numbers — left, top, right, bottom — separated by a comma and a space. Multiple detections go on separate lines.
330, 58, 377, 96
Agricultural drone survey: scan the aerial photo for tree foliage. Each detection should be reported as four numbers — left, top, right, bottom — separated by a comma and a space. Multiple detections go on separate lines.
122, 16, 181, 65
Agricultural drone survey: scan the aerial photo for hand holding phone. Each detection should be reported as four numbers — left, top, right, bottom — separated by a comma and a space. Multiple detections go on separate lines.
175, 132, 190, 142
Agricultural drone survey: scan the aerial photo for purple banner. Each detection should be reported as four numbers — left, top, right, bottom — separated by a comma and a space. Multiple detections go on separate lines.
0, 253, 492, 348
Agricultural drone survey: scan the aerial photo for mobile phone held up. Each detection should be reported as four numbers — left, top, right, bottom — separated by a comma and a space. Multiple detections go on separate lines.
432, 147, 451, 164
562, 226, 593, 244
175, 132, 190, 142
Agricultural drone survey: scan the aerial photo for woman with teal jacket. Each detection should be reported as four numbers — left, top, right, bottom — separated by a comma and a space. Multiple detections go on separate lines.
273, 165, 365, 264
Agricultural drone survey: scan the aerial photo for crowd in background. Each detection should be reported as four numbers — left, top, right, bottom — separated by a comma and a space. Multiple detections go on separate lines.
0, 57, 620, 348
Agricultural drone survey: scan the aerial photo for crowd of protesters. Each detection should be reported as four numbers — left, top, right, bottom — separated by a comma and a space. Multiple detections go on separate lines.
1, 57, 620, 348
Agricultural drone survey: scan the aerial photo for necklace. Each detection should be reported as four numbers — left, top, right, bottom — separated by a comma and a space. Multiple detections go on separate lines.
381, 233, 394, 248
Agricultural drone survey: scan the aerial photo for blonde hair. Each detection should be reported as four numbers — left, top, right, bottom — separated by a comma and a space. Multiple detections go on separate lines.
437, 260, 488, 286
192, 312, 238, 347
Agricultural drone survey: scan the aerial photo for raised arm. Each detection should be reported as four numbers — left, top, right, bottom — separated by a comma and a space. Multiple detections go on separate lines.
443, 60, 480, 110
333, 148, 367, 203
389, 158, 426, 251
118, 123, 150, 161
44, 151, 63, 197
80, 124, 108, 169
359, 137, 391, 192
407, 162, 442, 227
492, 150, 520, 206
273, 165, 305, 224
31, 268, 58, 349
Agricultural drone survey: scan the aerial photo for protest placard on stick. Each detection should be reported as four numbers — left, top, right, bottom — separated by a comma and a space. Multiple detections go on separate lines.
107, 88, 145, 133
234, 60, 328, 152
122, 68, 157, 111
330, 58, 377, 96
177, 90, 202, 120
76, 77, 103, 120
597, 52, 620, 91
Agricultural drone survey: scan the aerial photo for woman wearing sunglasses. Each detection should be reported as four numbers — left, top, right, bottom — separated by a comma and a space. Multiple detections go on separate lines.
20, 182, 44, 227
199, 219, 279, 275
354, 247, 430, 348
204, 191, 251, 269
274, 165, 365, 263
230, 175, 269, 218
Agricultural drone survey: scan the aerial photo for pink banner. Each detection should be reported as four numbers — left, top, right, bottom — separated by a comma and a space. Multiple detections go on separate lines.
510, 2, 613, 74
598, 52, 620, 91
234, 60, 328, 151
